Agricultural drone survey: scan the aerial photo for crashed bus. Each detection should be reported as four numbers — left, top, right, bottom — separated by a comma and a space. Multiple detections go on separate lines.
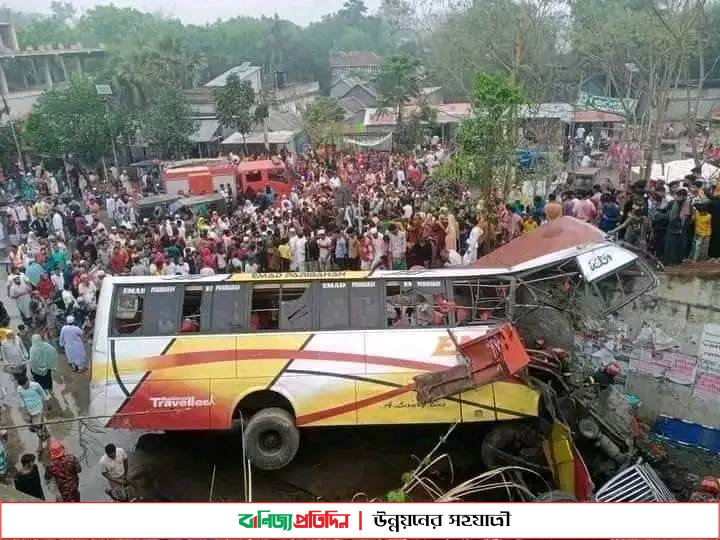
89, 217, 657, 500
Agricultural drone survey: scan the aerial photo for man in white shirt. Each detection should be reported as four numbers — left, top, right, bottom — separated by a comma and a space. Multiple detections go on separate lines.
294, 231, 308, 272
48, 174, 59, 196
100, 443, 129, 496
52, 209, 65, 241
316, 230, 332, 271
329, 173, 341, 190
396, 167, 406, 188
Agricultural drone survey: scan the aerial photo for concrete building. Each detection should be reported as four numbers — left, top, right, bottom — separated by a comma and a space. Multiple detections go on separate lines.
204, 62, 263, 94
329, 51, 381, 84
0, 22, 105, 121
185, 63, 319, 156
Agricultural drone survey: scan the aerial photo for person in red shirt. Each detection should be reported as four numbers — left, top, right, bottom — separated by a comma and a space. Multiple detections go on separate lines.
110, 245, 129, 274
36, 273, 54, 301
360, 232, 375, 270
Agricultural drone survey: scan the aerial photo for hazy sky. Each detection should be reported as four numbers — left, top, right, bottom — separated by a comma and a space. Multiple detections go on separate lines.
2, 0, 383, 26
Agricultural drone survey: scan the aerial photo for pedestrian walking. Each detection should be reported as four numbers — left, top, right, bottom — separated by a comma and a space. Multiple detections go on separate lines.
16, 373, 49, 447
29, 334, 57, 394
59, 316, 86, 373
1, 329, 28, 381
45, 440, 81, 502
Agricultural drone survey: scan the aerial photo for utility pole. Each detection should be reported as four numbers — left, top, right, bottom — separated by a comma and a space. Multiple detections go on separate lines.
95, 84, 119, 174
0, 90, 25, 173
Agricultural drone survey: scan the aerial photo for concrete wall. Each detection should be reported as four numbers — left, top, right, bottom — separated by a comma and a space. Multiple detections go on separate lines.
586, 273, 720, 426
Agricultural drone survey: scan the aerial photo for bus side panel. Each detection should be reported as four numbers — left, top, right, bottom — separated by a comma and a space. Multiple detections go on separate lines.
492, 380, 540, 420
110, 378, 212, 430
108, 337, 213, 430
210, 379, 270, 430
269, 332, 364, 427
459, 385, 497, 422
152, 335, 236, 380
358, 329, 462, 425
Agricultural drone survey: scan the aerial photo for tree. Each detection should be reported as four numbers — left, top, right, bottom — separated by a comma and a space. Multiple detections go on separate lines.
301, 97, 346, 145
394, 102, 437, 152
213, 74, 257, 154
422, 0, 569, 101
570, 0, 704, 181
23, 75, 129, 166
440, 71, 527, 249
375, 54, 422, 124
50, 1, 76, 22
141, 84, 195, 159
340, 0, 369, 25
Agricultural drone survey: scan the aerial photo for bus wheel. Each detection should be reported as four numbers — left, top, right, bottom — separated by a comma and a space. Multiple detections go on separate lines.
534, 490, 577, 502
243, 408, 300, 471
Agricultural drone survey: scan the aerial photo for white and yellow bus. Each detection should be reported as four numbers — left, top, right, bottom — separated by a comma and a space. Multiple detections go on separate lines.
90, 218, 656, 479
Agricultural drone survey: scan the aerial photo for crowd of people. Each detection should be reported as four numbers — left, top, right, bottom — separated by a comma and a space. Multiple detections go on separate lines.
0, 141, 719, 500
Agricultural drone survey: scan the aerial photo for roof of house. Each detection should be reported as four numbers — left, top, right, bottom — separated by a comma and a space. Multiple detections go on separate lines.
204, 62, 262, 88
222, 131, 297, 145
264, 110, 302, 132
190, 119, 220, 143
364, 103, 472, 127
330, 76, 377, 101
573, 110, 624, 123
339, 96, 367, 114
519, 102, 575, 123
330, 51, 382, 67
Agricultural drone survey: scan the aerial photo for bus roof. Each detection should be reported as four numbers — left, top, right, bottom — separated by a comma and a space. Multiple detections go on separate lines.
474, 216, 607, 270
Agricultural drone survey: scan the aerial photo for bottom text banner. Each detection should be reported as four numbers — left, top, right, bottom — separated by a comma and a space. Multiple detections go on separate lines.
1, 502, 718, 538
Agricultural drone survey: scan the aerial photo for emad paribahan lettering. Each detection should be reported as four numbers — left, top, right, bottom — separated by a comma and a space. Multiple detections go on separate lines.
238, 510, 352, 530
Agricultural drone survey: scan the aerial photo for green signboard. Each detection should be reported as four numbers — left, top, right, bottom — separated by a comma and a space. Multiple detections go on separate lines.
577, 92, 637, 116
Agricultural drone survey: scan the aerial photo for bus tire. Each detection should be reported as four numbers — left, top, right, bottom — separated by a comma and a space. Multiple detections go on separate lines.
243, 407, 299, 471
534, 490, 577, 502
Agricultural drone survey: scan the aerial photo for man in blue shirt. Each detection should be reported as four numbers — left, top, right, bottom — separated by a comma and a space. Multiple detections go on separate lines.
16, 374, 49, 446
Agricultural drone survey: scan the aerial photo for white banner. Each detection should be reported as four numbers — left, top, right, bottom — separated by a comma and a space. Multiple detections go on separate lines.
1, 502, 718, 538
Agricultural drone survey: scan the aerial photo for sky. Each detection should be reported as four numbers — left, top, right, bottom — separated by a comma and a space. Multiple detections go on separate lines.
2, 0, 383, 26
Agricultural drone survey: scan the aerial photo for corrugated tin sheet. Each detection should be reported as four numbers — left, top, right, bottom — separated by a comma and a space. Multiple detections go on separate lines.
190, 119, 219, 143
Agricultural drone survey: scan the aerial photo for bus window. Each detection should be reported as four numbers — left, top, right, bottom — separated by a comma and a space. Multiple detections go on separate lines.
251, 284, 279, 330
452, 279, 509, 324
211, 284, 247, 332
385, 280, 445, 327
320, 282, 349, 329
113, 287, 145, 336
350, 281, 383, 329
245, 170, 262, 183
180, 285, 210, 333
280, 283, 313, 331
143, 285, 179, 335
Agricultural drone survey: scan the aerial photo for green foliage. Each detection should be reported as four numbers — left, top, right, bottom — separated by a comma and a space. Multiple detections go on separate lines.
375, 54, 422, 120
445, 71, 527, 200
23, 75, 129, 165
385, 489, 411, 502
141, 85, 195, 159
394, 102, 437, 153
301, 97, 346, 145
9, 3, 392, 96
213, 74, 256, 151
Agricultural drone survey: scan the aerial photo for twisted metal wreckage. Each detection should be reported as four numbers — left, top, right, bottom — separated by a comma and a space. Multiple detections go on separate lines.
401, 217, 672, 502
